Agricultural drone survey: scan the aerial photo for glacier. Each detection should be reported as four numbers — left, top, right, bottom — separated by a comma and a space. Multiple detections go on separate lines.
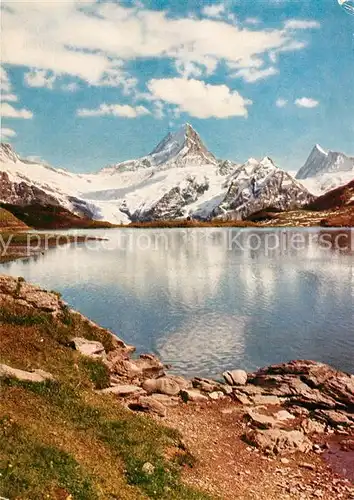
1, 125, 352, 224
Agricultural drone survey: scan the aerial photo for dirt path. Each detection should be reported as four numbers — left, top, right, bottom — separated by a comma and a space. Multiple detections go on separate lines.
163, 400, 354, 500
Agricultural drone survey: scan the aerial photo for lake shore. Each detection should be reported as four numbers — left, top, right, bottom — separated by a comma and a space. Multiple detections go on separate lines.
1, 275, 353, 499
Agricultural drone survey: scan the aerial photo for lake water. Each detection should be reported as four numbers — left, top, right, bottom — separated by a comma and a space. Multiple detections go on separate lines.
1, 228, 353, 377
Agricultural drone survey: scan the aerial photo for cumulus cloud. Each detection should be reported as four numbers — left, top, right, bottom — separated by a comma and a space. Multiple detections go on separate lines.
0, 127, 16, 139
1, 1, 317, 87
295, 97, 319, 108
245, 18, 261, 25
147, 78, 252, 118
231, 66, 278, 83
77, 103, 150, 118
276, 98, 288, 108
202, 3, 226, 19
24, 69, 56, 89
1, 102, 33, 119
61, 82, 80, 92
0, 66, 12, 92
284, 20, 321, 30
2, 94, 18, 102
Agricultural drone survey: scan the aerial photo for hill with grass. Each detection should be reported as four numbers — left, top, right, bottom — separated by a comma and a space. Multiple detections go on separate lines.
0, 207, 28, 231
0, 275, 209, 500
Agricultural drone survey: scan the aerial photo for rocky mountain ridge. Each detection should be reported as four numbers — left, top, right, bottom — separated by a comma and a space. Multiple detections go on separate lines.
1, 127, 352, 224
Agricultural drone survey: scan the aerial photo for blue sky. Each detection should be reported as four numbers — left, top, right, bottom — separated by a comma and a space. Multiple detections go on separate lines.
1, 0, 353, 173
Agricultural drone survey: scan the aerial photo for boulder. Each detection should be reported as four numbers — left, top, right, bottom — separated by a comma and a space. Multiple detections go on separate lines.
192, 377, 225, 393
71, 337, 106, 358
223, 369, 248, 386
142, 377, 181, 396
246, 409, 295, 430
246, 428, 312, 455
209, 391, 225, 400
249, 360, 354, 410
107, 358, 143, 379
315, 409, 354, 428
99, 384, 145, 397
0, 364, 54, 383
129, 396, 167, 417
180, 389, 208, 403
134, 354, 165, 379
149, 393, 180, 407
301, 418, 327, 435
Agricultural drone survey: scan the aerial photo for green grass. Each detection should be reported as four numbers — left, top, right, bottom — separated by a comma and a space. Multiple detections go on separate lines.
0, 298, 212, 500
0, 418, 98, 500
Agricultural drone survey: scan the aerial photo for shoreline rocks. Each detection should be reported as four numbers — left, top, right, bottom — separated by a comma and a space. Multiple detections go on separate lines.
1, 275, 353, 463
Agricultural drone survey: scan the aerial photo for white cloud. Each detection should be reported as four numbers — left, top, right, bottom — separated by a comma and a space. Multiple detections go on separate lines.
1, 1, 316, 87
24, 69, 56, 89
152, 101, 165, 120
1, 127, 16, 139
147, 78, 252, 118
61, 82, 80, 92
295, 97, 319, 108
175, 60, 203, 79
231, 66, 278, 83
1, 102, 33, 119
2, 94, 18, 102
284, 20, 321, 30
77, 103, 150, 118
0, 66, 12, 92
245, 18, 261, 25
276, 98, 288, 108
202, 3, 226, 19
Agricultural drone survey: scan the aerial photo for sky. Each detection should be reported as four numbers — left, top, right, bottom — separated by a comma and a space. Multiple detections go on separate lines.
1, 0, 353, 173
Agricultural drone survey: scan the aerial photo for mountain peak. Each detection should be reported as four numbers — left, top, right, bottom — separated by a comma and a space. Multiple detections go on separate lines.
148, 124, 217, 167
0, 142, 20, 163
297, 144, 354, 179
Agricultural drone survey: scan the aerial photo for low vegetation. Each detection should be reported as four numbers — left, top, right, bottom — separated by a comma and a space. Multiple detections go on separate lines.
0, 203, 118, 230
0, 298, 210, 500
0, 207, 28, 231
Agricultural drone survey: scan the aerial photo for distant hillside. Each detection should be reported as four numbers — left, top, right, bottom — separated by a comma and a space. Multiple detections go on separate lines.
0, 207, 28, 230
305, 180, 354, 211
0, 203, 116, 230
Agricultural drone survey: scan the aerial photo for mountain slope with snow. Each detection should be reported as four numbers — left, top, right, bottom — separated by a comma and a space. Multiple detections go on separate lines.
297, 144, 354, 179
296, 144, 354, 196
212, 157, 314, 220
2, 128, 345, 225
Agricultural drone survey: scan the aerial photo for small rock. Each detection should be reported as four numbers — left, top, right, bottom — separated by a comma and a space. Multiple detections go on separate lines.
281, 458, 290, 464
142, 462, 155, 475
223, 369, 248, 386
99, 384, 145, 397
129, 396, 167, 417
149, 394, 180, 407
142, 377, 181, 396
180, 389, 208, 403
71, 337, 106, 358
301, 418, 326, 435
246, 428, 312, 455
209, 391, 225, 401
300, 462, 316, 471
249, 395, 284, 406
0, 364, 54, 383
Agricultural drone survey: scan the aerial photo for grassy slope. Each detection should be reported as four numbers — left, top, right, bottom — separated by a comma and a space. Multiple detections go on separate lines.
0, 203, 118, 230
0, 207, 28, 230
0, 296, 210, 500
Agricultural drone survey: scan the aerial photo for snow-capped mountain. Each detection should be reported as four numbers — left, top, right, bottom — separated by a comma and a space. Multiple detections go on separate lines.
296, 144, 354, 196
101, 123, 217, 174
212, 157, 314, 220
0, 125, 317, 223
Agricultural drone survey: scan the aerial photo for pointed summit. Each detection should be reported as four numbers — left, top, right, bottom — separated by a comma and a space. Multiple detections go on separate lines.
0, 143, 20, 164
297, 144, 354, 179
149, 123, 217, 167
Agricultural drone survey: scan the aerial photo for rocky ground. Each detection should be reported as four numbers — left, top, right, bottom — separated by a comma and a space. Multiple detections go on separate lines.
1, 275, 353, 499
